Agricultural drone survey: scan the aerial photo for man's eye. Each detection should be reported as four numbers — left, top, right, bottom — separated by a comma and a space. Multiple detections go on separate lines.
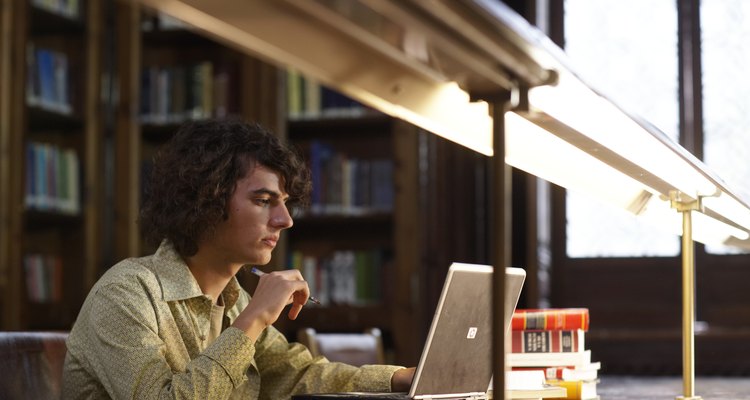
255, 198, 271, 206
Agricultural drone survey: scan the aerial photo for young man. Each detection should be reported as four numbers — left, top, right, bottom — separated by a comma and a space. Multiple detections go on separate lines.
62, 119, 414, 399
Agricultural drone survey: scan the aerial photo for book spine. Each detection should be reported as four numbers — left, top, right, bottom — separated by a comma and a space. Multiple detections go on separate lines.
512, 308, 590, 331
286, 68, 302, 119
546, 379, 596, 400
512, 363, 600, 382
547, 366, 571, 380
511, 329, 583, 353
288, 249, 388, 306
308, 140, 327, 214
25, 143, 37, 209
549, 380, 581, 399
507, 349, 591, 368
513, 366, 571, 380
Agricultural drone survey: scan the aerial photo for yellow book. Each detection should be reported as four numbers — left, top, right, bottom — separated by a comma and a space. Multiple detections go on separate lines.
546, 379, 598, 400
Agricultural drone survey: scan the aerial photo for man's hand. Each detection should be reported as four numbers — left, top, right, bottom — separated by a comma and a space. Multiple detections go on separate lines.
233, 269, 311, 341
391, 367, 416, 392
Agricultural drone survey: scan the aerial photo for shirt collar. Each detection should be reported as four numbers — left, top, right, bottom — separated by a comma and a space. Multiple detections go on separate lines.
152, 240, 242, 309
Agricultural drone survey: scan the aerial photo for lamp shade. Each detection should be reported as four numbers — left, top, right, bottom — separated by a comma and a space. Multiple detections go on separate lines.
506, 68, 750, 245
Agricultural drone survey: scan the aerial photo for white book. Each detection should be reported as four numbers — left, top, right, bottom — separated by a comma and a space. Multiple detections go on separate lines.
505, 370, 546, 390
507, 349, 592, 368
513, 361, 601, 382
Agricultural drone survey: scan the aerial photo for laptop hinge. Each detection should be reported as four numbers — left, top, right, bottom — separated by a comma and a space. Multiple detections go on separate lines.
413, 392, 488, 400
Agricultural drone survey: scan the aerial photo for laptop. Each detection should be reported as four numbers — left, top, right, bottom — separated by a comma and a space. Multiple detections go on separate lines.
292, 263, 526, 400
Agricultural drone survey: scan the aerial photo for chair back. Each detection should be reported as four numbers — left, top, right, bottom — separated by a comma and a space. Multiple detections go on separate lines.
298, 328, 385, 367
0, 331, 69, 400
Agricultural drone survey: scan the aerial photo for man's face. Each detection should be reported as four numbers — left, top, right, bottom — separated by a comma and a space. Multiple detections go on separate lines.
205, 164, 293, 266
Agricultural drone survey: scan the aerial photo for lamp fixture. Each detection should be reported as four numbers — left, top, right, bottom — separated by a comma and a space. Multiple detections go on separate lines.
506, 67, 750, 247
506, 69, 750, 400
128, 1, 750, 398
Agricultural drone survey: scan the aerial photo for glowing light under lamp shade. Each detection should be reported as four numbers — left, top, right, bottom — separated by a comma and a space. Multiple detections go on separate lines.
703, 194, 750, 233
528, 72, 717, 199
505, 112, 654, 214
505, 111, 750, 245
641, 199, 750, 243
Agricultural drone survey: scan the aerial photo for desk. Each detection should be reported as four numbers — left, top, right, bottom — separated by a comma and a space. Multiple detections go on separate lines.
598, 376, 750, 399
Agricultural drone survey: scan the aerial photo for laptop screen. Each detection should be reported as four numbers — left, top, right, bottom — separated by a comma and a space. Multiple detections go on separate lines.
409, 264, 525, 399
291, 264, 526, 400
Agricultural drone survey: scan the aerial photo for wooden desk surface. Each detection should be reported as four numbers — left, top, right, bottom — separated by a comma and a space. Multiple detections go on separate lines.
598, 376, 750, 399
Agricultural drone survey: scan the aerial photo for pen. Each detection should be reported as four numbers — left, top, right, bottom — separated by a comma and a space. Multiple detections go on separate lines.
250, 267, 322, 305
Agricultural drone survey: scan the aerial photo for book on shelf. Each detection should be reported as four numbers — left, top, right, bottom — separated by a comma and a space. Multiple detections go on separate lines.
286, 68, 303, 118
513, 362, 601, 382
140, 61, 227, 125
25, 142, 80, 215
153, 12, 192, 31
305, 140, 394, 216
512, 308, 590, 331
23, 254, 63, 303
546, 379, 599, 400
286, 68, 373, 119
288, 249, 387, 306
511, 329, 585, 353
26, 44, 73, 115
32, 0, 82, 20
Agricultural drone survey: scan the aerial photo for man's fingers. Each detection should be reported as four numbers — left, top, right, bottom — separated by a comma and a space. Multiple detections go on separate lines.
288, 303, 303, 320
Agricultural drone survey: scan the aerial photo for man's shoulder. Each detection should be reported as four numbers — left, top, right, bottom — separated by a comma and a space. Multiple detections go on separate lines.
94, 254, 159, 290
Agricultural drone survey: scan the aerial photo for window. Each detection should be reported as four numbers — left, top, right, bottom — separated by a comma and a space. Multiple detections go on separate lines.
701, 1, 750, 255
563, 0, 680, 257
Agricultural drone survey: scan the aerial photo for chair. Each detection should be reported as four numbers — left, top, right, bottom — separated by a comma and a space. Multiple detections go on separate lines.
0, 331, 69, 400
297, 328, 385, 367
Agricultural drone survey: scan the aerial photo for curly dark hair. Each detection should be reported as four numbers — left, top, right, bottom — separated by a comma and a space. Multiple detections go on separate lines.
139, 118, 311, 257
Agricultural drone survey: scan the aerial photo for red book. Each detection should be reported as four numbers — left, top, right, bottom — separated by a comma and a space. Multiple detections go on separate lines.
511, 329, 585, 353
512, 308, 590, 331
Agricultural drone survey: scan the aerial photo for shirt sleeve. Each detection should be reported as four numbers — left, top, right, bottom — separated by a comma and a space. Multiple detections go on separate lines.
253, 325, 404, 399
67, 281, 255, 399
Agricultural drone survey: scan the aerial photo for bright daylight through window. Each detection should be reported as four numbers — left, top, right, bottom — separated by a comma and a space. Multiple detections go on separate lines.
564, 0, 680, 257
701, 1, 750, 255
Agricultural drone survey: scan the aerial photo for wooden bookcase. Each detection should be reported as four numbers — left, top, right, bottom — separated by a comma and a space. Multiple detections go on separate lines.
268, 73, 426, 364
112, 3, 283, 261
0, 0, 102, 331
271, 111, 423, 365
0, 2, 483, 367
110, 7, 433, 363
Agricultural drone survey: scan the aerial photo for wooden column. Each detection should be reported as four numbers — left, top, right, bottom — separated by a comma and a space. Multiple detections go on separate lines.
113, 2, 142, 260
1, 0, 27, 330
83, 0, 103, 290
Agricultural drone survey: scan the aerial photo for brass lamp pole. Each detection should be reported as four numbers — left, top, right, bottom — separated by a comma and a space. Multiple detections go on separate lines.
669, 190, 703, 400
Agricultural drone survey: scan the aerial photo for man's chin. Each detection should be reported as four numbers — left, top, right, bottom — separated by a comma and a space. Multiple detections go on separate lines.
251, 253, 273, 266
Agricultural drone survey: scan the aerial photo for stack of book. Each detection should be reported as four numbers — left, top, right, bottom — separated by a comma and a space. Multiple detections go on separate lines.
492, 369, 566, 399
507, 308, 601, 400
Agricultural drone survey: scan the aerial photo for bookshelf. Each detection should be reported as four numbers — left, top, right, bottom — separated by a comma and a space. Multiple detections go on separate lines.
0, 0, 102, 330
112, 3, 283, 261
0, 0, 464, 368
104, 6, 425, 361
110, 5, 426, 365
268, 80, 422, 364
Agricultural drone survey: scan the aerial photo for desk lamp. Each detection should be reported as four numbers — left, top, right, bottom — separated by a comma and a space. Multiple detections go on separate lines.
128, 0, 750, 398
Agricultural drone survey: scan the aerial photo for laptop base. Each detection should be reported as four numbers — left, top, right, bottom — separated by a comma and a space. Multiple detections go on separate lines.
292, 393, 489, 400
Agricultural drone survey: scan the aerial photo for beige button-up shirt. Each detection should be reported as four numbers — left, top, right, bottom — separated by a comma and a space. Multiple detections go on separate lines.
62, 241, 402, 399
